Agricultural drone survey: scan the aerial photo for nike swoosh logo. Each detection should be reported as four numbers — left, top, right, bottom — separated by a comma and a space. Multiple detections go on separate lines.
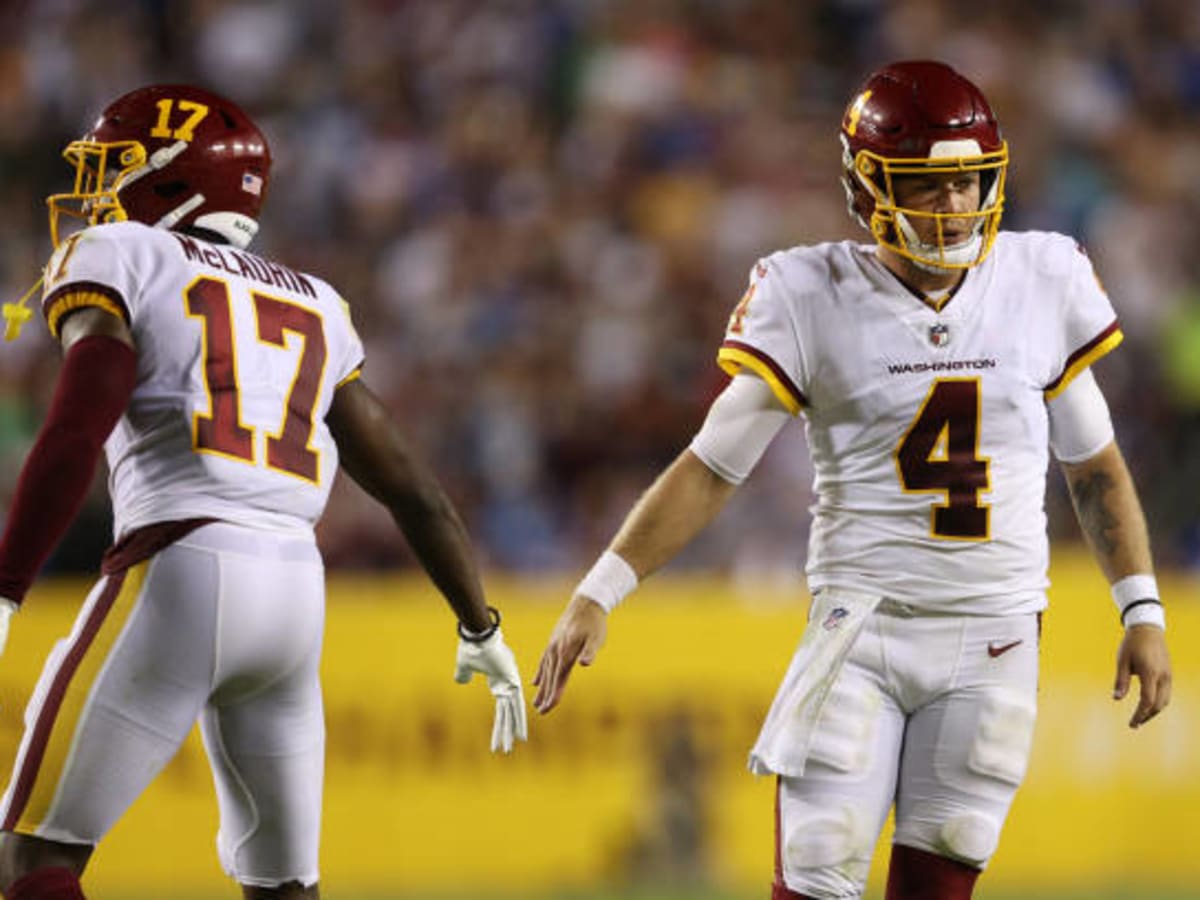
987, 639, 1023, 658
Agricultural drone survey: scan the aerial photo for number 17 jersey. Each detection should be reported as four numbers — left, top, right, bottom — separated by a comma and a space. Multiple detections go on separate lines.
718, 231, 1121, 615
41, 221, 365, 539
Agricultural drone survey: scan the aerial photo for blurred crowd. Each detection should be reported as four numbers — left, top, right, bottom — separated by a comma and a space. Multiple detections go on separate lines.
3, 0, 1200, 581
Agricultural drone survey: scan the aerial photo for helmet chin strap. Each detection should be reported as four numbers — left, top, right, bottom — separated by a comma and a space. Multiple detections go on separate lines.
153, 194, 206, 231
895, 212, 984, 273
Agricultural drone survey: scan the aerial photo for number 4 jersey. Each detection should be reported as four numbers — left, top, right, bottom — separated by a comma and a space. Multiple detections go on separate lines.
41, 221, 365, 538
718, 231, 1121, 615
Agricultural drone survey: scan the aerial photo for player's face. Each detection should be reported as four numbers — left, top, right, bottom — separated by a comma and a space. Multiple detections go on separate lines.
891, 170, 982, 247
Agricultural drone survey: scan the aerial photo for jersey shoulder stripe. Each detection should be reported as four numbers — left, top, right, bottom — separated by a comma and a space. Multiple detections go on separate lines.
718, 339, 806, 413
43, 281, 130, 338
1044, 319, 1122, 398
335, 367, 362, 389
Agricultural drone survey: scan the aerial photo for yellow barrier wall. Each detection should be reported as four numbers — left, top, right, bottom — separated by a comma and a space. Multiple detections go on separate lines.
0, 550, 1196, 897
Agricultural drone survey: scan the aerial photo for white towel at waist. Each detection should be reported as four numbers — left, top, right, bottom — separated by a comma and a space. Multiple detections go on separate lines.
748, 587, 882, 777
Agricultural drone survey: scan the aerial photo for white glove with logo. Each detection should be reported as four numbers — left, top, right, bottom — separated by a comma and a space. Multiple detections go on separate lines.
0, 597, 17, 659
454, 619, 527, 754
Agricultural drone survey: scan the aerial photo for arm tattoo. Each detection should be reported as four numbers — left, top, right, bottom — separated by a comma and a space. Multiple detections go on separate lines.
1068, 469, 1121, 558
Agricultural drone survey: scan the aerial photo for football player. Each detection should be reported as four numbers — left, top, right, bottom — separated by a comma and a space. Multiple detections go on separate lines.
0, 85, 526, 900
534, 61, 1172, 899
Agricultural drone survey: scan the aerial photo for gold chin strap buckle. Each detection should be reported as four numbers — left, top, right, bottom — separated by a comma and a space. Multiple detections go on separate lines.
3, 276, 43, 342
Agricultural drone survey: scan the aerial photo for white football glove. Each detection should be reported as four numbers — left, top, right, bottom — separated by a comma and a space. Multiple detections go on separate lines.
454, 627, 528, 753
0, 597, 16, 659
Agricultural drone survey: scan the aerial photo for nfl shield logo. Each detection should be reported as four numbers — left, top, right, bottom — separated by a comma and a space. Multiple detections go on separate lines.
929, 323, 950, 347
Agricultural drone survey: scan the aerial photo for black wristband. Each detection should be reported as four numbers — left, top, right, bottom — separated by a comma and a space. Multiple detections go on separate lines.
1120, 597, 1163, 625
457, 606, 501, 643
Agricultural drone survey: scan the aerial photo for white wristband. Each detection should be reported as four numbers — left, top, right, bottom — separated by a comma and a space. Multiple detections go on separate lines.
1111, 574, 1165, 630
575, 550, 639, 613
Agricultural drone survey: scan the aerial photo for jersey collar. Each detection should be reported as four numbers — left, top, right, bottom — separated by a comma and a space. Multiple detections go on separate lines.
859, 246, 969, 312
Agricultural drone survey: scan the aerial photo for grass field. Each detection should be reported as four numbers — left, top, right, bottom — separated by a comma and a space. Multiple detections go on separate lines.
371, 887, 1200, 900
130, 891, 1200, 900
114, 884, 1200, 900
369, 892, 1197, 900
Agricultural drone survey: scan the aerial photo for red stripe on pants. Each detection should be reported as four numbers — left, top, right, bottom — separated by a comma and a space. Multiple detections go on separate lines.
2, 571, 127, 831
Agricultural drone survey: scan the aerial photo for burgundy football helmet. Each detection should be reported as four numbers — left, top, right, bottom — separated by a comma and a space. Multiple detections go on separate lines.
840, 60, 1008, 271
47, 84, 271, 249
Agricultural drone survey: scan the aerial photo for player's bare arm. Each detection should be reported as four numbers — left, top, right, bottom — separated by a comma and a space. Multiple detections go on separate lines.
610, 450, 740, 575
328, 377, 490, 631
327, 377, 526, 752
533, 450, 738, 714
1062, 441, 1152, 579
1061, 441, 1172, 728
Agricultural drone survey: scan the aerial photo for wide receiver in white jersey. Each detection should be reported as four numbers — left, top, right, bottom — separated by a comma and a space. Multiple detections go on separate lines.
0, 85, 525, 900
535, 61, 1172, 899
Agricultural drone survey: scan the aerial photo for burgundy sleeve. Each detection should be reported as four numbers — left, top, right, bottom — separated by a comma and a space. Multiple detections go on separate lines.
0, 335, 138, 603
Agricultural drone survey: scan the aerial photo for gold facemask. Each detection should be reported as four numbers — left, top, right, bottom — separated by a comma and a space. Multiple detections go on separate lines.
46, 139, 147, 249
853, 143, 1008, 271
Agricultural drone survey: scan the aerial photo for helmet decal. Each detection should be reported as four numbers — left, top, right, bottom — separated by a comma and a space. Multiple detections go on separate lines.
147, 98, 210, 142
843, 90, 872, 138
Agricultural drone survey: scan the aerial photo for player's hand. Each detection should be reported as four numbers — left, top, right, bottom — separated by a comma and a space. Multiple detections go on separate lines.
533, 593, 608, 714
1113, 624, 1172, 729
0, 597, 16, 659
454, 629, 528, 753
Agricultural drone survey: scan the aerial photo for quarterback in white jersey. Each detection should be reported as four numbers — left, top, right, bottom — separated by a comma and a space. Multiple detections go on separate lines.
535, 61, 1172, 900
0, 85, 525, 900
722, 230, 1120, 616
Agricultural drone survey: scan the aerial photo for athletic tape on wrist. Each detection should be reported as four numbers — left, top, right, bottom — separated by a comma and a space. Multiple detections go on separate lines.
576, 550, 638, 613
1111, 574, 1165, 630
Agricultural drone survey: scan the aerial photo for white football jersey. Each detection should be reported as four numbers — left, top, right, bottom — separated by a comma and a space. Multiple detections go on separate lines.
40, 222, 364, 538
718, 232, 1121, 615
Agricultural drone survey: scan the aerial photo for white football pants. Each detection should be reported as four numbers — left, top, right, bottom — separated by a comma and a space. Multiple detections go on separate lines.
0, 522, 326, 888
775, 600, 1040, 899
